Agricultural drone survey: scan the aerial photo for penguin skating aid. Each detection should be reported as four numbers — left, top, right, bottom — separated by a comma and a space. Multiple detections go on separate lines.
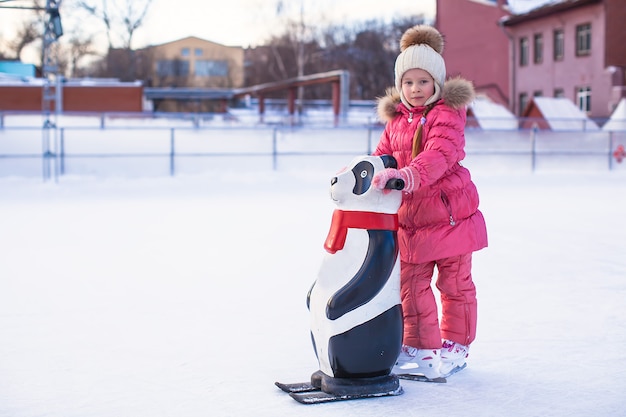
276, 155, 407, 404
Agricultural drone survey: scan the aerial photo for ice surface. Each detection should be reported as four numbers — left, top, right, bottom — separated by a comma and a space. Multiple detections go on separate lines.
1, 163, 625, 416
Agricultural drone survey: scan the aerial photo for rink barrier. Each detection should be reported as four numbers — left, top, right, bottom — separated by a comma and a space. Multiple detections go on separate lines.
0, 123, 625, 181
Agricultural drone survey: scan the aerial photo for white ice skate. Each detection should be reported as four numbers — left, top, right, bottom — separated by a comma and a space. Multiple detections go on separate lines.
393, 345, 444, 382
440, 339, 469, 377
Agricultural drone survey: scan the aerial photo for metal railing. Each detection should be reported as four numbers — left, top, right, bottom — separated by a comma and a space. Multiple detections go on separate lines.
1, 114, 625, 181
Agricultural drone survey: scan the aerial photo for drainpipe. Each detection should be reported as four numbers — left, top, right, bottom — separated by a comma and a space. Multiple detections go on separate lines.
499, 18, 516, 115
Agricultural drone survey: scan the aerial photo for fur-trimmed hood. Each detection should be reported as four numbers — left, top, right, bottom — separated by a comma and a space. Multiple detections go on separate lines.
377, 76, 475, 123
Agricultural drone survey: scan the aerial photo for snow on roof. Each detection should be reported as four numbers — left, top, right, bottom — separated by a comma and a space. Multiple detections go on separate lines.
0, 72, 44, 86
602, 98, 626, 132
507, 0, 561, 14
533, 97, 599, 131
0, 74, 141, 87
469, 96, 518, 130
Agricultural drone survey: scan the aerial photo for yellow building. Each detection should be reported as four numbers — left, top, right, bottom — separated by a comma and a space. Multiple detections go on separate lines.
137, 36, 244, 112
144, 36, 244, 89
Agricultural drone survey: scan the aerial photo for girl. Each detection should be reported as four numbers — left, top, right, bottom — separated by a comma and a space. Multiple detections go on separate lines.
372, 25, 488, 380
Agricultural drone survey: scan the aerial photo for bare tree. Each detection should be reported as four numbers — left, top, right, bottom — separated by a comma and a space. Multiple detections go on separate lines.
0, 1, 45, 62
7, 19, 41, 61
73, 0, 152, 80
244, 14, 427, 101
75, 0, 152, 50
66, 34, 99, 77
119, 0, 151, 49
274, 0, 320, 112
74, 0, 113, 49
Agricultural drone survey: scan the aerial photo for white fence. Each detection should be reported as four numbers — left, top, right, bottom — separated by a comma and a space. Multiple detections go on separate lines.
1, 113, 625, 181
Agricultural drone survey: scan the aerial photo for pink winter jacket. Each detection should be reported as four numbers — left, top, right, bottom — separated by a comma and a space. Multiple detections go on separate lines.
373, 77, 488, 264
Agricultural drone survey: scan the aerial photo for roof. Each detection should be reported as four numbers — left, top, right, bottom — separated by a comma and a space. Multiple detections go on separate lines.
0, 72, 43, 86
144, 36, 241, 50
602, 98, 626, 131
501, 0, 601, 25
0, 75, 141, 87
528, 97, 600, 130
469, 96, 518, 130
0, 61, 35, 77
144, 88, 234, 100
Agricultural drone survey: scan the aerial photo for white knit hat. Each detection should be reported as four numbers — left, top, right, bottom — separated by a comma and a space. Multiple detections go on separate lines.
394, 25, 446, 108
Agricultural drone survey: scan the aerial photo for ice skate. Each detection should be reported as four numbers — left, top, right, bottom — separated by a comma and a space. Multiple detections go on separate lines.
440, 339, 469, 377
393, 346, 444, 381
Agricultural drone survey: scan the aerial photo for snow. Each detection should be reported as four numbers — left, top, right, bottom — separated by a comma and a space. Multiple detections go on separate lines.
507, 0, 559, 14
603, 98, 626, 132
1, 118, 626, 416
470, 96, 518, 130
532, 97, 600, 131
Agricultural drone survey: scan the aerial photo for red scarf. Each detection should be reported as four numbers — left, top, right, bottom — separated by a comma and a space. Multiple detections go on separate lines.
324, 210, 399, 254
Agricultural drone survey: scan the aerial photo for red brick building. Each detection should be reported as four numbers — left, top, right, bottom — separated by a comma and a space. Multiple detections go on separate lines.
501, 0, 626, 118
0, 80, 144, 112
436, 0, 626, 119
436, 0, 512, 107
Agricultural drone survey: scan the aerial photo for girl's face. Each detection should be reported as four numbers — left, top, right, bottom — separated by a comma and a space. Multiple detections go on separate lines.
401, 68, 435, 108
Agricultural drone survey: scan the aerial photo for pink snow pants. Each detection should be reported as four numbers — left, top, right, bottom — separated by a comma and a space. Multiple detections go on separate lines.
400, 253, 477, 349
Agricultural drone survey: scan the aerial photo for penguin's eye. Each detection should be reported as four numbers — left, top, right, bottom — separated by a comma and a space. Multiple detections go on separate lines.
351, 161, 374, 195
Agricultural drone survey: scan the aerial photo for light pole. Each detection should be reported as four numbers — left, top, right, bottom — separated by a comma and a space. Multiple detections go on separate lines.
0, 0, 64, 180
0, 0, 64, 113
41, 0, 63, 181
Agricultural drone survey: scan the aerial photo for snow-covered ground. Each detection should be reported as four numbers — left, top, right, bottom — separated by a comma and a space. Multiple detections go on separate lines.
1, 157, 625, 416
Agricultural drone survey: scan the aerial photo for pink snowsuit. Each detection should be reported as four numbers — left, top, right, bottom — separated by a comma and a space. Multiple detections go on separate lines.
373, 77, 488, 349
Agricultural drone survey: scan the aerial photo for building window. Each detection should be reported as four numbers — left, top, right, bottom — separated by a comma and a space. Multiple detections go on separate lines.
533, 90, 543, 97
181, 47, 190, 57
576, 23, 591, 56
194, 48, 203, 57
533, 33, 543, 64
576, 86, 591, 113
553, 29, 564, 61
156, 60, 190, 77
519, 92, 528, 116
554, 88, 564, 98
520, 37, 529, 66
195, 60, 228, 77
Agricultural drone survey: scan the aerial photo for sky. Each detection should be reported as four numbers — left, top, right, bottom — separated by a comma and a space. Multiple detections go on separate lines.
134, 0, 437, 48
0, 0, 553, 65
0, 0, 436, 58
0, 112, 625, 415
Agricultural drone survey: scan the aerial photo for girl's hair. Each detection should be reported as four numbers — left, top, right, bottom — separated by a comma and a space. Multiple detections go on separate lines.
411, 103, 436, 158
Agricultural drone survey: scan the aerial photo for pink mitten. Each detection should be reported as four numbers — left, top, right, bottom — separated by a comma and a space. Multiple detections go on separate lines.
372, 167, 417, 192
